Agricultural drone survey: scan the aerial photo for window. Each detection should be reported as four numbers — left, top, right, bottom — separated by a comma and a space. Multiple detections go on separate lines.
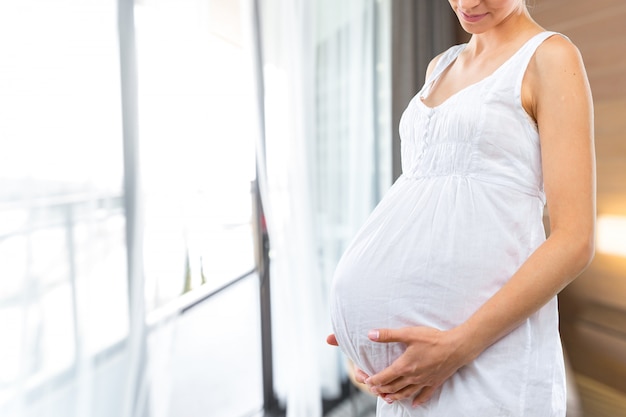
134, 3, 264, 413
0, 1, 128, 409
0, 1, 262, 416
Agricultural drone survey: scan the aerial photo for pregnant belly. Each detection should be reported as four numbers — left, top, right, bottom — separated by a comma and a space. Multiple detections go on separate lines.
329, 177, 544, 376
329, 234, 463, 375
330, 234, 513, 376
331, 239, 524, 374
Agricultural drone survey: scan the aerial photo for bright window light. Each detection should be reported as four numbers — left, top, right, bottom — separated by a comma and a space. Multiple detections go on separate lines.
597, 215, 626, 258
0, 0, 128, 402
134, 0, 257, 310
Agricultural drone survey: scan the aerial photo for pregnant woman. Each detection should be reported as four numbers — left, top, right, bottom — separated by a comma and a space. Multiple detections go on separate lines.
329, 0, 595, 415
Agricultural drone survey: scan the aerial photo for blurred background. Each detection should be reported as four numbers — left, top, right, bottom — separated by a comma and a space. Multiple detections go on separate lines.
0, 0, 623, 416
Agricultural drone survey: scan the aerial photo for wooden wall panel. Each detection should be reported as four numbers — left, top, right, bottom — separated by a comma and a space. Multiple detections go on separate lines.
595, 100, 626, 202
533, 2, 626, 100
531, 0, 626, 399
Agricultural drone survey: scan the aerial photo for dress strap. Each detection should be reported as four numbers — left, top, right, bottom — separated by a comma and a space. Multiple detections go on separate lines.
421, 44, 466, 97
511, 31, 567, 99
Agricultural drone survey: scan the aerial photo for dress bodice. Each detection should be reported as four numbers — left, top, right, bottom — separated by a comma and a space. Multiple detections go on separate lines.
398, 32, 558, 203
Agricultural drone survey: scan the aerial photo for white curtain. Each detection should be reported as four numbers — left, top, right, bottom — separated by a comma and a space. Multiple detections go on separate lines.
254, 0, 325, 414
250, 0, 391, 414
313, 0, 392, 349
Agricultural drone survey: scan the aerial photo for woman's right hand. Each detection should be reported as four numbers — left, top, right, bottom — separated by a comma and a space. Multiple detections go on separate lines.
326, 333, 339, 346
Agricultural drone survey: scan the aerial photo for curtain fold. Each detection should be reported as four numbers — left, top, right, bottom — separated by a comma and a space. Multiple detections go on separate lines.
118, 1, 149, 416
313, 0, 392, 400
250, 0, 392, 414
253, 0, 324, 414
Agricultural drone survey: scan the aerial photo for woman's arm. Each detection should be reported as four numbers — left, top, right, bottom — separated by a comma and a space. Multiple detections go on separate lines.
363, 35, 596, 406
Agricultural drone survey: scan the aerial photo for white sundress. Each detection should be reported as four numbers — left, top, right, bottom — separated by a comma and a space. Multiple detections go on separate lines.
330, 31, 567, 416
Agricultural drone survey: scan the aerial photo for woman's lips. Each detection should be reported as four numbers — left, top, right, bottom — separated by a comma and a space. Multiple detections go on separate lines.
460, 11, 488, 23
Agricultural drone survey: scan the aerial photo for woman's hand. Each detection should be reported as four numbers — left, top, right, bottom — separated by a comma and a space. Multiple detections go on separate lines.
364, 326, 473, 407
326, 333, 339, 346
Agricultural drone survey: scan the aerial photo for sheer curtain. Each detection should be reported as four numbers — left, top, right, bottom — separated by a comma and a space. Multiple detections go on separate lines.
250, 0, 391, 414
253, 0, 324, 414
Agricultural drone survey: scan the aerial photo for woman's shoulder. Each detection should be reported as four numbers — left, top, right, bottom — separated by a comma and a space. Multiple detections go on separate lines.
522, 31, 591, 124
525, 33, 587, 99
424, 53, 444, 81
425, 44, 466, 81
532, 33, 585, 79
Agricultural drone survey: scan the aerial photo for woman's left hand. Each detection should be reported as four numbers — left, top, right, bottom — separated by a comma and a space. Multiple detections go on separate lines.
364, 326, 472, 407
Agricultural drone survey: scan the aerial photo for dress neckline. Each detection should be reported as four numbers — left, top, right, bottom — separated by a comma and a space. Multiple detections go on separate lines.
419, 31, 548, 110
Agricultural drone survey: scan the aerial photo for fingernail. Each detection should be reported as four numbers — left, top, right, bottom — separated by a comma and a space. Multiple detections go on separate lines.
384, 397, 394, 404
368, 330, 379, 340
364, 377, 372, 385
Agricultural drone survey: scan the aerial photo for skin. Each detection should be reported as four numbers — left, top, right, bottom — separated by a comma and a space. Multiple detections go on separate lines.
328, 0, 596, 407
